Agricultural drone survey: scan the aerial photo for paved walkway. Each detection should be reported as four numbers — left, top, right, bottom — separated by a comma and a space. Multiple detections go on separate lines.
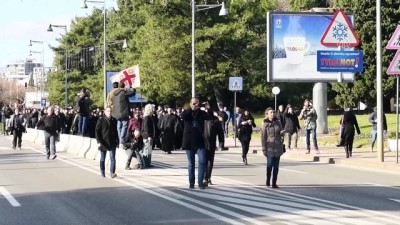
222, 137, 400, 174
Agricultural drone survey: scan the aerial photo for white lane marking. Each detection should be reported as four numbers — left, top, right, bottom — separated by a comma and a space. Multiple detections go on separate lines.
0, 186, 21, 207
26, 147, 254, 225
389, 198, 400, 204
152, 153, 175, 159
365, 183, 400, 190
280, 168, 308, 174
0, 146, 12, 150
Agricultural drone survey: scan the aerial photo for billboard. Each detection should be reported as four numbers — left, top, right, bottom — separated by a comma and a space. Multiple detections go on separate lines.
267, 12, 356, 82
105, 71, 147, 103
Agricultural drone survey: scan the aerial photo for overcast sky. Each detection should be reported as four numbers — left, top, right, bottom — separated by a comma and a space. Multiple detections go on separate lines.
0, 0, 118, 68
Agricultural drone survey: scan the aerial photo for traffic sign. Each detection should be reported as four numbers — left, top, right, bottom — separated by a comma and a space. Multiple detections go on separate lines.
41, 98, 46, 108
387, 51, 400, 75
386, 25, 400, 50
320, 9, 360, 47
229, 77, 243, 91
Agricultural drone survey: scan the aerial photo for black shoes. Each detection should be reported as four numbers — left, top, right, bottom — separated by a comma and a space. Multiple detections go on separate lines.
189, 184, 195, 189
243, 158, 248, 165
46, 155, 50, 160
266, 180, 270, 187
272, 184, 279, 189
51, 155, 57, 160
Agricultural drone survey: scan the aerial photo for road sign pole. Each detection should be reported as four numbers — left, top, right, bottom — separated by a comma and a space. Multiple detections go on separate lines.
396, 75, 399, 163
234, 91, 237, 147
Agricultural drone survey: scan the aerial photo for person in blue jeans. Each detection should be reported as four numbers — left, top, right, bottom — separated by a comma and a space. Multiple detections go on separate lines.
181, 97, 211, 189
95, 107, 119, 178
369, 107, 387, 152
299, 100, 318, 154
261, 107, 285, 189
76, 88, 91, 136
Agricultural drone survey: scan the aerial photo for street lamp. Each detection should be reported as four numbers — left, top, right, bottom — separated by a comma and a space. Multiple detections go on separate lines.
29, 40, 45, 99
47, 24, 69, 108
81, 0, 107, 107
191, 1, 228, 97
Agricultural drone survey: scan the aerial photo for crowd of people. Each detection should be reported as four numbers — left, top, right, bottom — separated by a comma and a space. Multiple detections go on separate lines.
0, 86, 388, 189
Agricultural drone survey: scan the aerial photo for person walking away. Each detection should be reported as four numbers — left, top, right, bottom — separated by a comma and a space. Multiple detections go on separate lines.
111, 82, 136, 148
299, 99, 319, 154
283, 105, 300, 150
262, 107, 285, 188
3, 105, 12, 135
158, 107, 179, 154
276, 105, 286, 128
369, 107, 387, 152
338, 108, 361, 158
106, 82, 119, 108
123, 129, 144, 170
141, 104, 156, 168
204, 110, 224, 185
8, 108, 26, 150
223, 106, 231, 138
36, 107, 60, 159
95, 107, 119, 178
238, 110, 256, 165
181, 98, 210, 189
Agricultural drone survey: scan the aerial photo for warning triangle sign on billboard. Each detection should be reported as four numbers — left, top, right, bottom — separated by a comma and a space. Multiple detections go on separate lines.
386, 25, 400, 50
387, 51, 400, 75
320, 9, 360, 47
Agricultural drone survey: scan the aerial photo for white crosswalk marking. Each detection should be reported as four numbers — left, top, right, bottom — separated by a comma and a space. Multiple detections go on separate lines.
27, 147, 400, 224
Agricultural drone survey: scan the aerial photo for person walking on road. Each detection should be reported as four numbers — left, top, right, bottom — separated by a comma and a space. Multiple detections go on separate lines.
369, 107, 387, 152
95, 107, 119, 178
204, 110, 224, 186
338, 108, 361, 158
262, 107, 285, 189
36, 106, 60, 160
8, 107, 26, 150
181, 98, 210, 189
238, 109, 256, 165
299, 99, 319, 154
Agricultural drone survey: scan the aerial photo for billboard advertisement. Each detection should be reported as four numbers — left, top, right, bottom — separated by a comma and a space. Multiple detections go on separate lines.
267, 12, 356, 82
105, 71, 147, 103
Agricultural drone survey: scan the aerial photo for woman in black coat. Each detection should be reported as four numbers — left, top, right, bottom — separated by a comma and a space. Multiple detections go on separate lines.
95, 107, 119, 178
238, 110, 256, 165
339, 109, 361, 158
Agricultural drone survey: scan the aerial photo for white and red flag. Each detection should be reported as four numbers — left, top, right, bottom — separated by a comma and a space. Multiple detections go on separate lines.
110, 65, 140, 88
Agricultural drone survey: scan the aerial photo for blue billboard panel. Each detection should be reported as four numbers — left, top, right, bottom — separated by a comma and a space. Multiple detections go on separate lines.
317, 50, 363, 73
106, 71, 147, 103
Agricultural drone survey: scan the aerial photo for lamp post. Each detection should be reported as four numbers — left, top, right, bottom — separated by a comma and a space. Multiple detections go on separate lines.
191, 1, 228, 97
28, 41, 44, 99
47, 24, 68, 108
81, 0, 107, 107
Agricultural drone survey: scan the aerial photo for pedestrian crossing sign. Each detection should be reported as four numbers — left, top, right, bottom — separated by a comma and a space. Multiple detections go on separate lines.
386, 25, 400, 50
229, 77, 243, 91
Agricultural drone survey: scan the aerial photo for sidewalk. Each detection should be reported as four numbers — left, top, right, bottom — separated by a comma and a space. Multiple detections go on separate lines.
222, 137, 400, 174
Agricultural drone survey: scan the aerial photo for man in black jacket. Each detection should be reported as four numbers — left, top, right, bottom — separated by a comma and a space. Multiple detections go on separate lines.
111, 82, 136, 148
76, 88, 91, 136
36, 106, 60, 160
96, 107, 119, 178
181, 98, 210, 189
8, 108, 26, 150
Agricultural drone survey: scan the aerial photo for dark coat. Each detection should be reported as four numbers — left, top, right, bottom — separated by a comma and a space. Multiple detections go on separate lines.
158, 113, 179, 152
95, 116, 119, 150
204, 115, 224, 151
284, 109, 300, 134
76, 93, 91, 116
261, 118, 284, 157
238, 114, 256, 142
141, 115, 156, 139
36, 115, 60, 135
112, 88, 136, 119
181, 109, 210, 150
340, 111, 361, 146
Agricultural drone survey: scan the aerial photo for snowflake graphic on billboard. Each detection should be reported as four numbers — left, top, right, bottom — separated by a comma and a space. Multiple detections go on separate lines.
332, 23, 348, 41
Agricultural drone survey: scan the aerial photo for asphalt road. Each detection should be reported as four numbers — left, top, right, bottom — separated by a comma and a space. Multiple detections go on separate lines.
0, 136, 400, 225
